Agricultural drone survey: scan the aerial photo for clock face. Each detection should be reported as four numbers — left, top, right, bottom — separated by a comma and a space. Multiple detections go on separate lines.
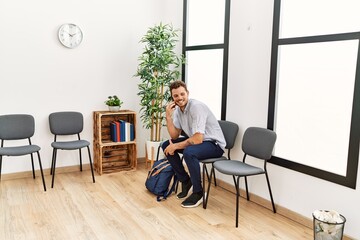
58, 23, 83, 48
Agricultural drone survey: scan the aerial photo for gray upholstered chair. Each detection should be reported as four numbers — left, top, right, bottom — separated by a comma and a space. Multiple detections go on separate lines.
0, 114, 46, 191
212, 127, 277, 227
201, 120, 239, 208
156, 120, 239, 206
49, 111, 95, 188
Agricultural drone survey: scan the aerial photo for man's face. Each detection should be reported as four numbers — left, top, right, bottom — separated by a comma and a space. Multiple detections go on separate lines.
171, 86, 189, 110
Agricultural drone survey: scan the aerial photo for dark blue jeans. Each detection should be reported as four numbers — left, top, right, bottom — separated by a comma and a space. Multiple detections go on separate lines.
161, 137, 224, 193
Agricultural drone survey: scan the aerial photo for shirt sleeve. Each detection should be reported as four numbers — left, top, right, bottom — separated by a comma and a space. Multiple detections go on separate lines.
190, 104, 207, 134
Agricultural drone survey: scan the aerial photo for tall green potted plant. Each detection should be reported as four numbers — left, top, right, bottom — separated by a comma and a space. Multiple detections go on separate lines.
135, 23, 184, 140
135, 23, 184, 162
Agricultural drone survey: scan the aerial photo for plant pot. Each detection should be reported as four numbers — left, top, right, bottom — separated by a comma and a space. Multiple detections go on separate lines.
108, 106, 120, 112
146, 140, 163, 160
145, 140, 165, 168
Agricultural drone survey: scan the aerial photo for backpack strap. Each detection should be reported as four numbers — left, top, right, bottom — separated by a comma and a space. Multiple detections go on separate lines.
157, 174, 178, 202
151, 164, 170, 177
147, 160, 170, 179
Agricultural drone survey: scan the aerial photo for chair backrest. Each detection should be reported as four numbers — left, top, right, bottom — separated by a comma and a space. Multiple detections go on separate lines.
0, 114, 35, 140
218, 120, 239, 150
242, 127, 276, 160
49, 111, 84, 135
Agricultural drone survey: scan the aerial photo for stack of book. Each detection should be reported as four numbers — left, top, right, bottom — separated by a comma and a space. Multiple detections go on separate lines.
110, 120, 135, 142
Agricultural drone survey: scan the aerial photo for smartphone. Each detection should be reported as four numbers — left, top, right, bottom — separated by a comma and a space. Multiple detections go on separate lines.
168, 96, 177, 108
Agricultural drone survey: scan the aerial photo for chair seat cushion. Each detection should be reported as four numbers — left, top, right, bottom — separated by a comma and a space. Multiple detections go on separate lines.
51, 140, 90, 150
200, 155, 227, 164
214, 160, 264, 176
0, 145, 40, 156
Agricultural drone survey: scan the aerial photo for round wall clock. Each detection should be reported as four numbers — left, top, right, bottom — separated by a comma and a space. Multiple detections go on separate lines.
58, 23, 83, 48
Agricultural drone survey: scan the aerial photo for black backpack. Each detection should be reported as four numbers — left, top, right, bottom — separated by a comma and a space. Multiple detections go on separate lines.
145, 159, 178, 201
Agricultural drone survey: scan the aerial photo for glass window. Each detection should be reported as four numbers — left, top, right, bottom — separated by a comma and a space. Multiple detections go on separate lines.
280, 0, 360, 38
183, 0, 230, 120
275, 40, 358, 175
186, 49, 224, 118
268, 0, 360, 188
187, 0, 225, 46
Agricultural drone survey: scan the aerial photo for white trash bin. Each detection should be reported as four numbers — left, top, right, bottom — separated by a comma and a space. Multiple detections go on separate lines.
313, 210, 346, 240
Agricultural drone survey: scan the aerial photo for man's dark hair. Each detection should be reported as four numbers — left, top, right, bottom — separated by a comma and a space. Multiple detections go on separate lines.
169, 80, 188, 93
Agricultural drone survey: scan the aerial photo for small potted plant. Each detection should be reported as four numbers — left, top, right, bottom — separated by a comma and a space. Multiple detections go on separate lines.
105, 95, 123, 111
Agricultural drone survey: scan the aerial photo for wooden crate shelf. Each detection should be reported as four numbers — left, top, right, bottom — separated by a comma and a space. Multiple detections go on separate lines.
93, 110, 137, 175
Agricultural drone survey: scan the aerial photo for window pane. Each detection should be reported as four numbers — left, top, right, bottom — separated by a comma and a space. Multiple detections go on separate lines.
280, 0, 360, 38
187, 0, 225, 45
274, 40, 358, 175
186, 49, 223, 119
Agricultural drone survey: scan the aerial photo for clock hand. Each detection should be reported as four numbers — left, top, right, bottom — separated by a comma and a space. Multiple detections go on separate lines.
68, 32, 78, 37
64, 31, 71, 36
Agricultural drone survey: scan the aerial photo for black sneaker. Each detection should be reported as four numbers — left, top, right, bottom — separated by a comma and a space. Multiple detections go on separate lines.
177, 178, 192, 199
181, 192, 203, 208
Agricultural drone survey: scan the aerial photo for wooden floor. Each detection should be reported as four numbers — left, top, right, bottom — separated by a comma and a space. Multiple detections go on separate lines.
0, 163, 313, 240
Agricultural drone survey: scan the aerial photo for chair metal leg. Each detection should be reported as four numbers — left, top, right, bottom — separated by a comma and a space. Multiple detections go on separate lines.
202, 163, 206, 209
36, 151, 46, 191
79, 149, 83, 172
204, 164, 210, 181
244, 176, 250, 201
51, 149, 57, 188
30, 153, 35, 179
232, 175, 236, 186
234, 176, 241, 228
86, 146, 95, 183
156, 145, 161, 160
0, 155, 2, 180
211, 163, 218, 186
265, 171, 276, 213
203, 164, 215, 209
204, 163, 218, 186
50, 149, 55, 175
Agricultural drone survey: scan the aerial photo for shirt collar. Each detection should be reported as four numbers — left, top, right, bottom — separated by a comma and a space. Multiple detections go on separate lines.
182, 98, 192, 113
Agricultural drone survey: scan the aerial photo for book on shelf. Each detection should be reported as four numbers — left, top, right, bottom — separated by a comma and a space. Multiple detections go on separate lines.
125, 121, 131, 142
115, 121, 121, 142
110, 122, 117, 142
130, 123, 135, 141
110, 120, 135, 142
119, 120, 126, 142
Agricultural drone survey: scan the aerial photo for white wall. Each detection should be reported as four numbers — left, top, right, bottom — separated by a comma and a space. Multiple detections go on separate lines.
1, 0, 359, 238
225, 0, 360, 238
0, 0, 181, 172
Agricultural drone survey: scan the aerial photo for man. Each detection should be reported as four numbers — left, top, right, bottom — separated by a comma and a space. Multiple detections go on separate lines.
162, 80, 226, 208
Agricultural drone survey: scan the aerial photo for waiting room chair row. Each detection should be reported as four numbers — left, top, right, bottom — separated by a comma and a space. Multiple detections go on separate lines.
0, 112, 96, 192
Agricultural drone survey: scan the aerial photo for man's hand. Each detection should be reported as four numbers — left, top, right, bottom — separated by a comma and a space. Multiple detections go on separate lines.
187, 132, 203, 145
164, 133, 204, 156
166, 101, 176, 118
165, 102, 181, 139
164, 139, 177, 156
